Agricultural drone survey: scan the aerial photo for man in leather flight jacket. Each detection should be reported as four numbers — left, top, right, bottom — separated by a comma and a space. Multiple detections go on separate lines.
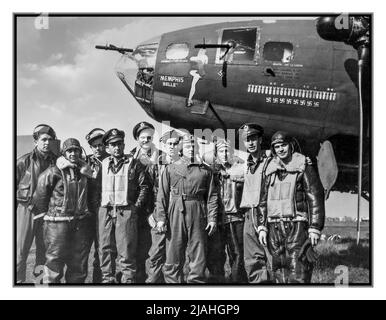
129, 121, 158, 283
257, 131, 325, 283
16, 124, 57, 283
32, 138, 95, 283
208, 138, 248, 283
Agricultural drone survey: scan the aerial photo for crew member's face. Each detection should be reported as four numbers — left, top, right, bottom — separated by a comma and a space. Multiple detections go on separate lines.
182, 142, 196, 159
35, 133, 53, 154
165, 138, 180, 159
217, 147, 231, 164
274, 142, 291, 161
243, 134, 261, 154
138, 129, 154, 150
90, 137, 105, 159
65, 148, 81, 164
107, 141, 125, 158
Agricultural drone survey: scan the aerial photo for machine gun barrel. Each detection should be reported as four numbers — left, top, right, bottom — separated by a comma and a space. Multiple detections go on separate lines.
195, 41, 236, 61
95, 44, 134, 54
194, 44, 231, 49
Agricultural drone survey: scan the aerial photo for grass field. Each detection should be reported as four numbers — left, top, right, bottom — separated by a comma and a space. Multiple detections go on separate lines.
310, 222, 370, 284
23, 221, 370, 285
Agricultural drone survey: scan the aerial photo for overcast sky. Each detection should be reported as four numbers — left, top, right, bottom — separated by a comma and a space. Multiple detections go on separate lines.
16, 16, 260, 148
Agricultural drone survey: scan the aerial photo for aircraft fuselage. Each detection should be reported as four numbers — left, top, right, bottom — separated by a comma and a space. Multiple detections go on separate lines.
117, 18, 365, 157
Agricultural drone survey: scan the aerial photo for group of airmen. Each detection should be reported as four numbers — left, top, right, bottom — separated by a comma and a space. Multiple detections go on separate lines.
16, 121, 325, 284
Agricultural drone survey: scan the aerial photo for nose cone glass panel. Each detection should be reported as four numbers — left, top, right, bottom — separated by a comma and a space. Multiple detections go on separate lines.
114, 41, 159, 117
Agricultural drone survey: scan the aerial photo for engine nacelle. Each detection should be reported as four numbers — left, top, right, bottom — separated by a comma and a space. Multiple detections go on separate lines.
316, 15, 370, 50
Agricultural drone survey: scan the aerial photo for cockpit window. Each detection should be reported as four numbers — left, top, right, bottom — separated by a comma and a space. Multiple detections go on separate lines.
216, 27, 259, 64
165, 43, 189, 60
263, 42, 294, 63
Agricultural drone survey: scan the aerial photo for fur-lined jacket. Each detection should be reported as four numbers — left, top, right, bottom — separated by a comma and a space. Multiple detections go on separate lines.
31, 157, 94, 221
257, 152, 325, 235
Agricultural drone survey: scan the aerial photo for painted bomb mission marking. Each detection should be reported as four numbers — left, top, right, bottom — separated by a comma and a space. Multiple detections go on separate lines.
247, 83, 337, 108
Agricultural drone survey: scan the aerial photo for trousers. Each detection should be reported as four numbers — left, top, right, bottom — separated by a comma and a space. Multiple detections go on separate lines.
224, 221, 248, 283
43, 218, 93, 283
89, 209, 102, 283
146, 226, 166, 283
16, 203, 45, 283
267, 221, 313, 283
163, 200, 208, 284
243, 208, 270, 283
98, 206, 138, 283
136, 213, 152, 283
206, 225, 226, 283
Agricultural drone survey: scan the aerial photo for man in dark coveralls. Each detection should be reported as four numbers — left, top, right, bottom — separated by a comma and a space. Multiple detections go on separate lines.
155, 134, 219, 283
145, 129, 182, 283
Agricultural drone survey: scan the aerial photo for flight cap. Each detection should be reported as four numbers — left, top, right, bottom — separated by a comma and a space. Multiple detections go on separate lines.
160, 130, 182, 143
85, 128, 105, 145
133, 122, 155, 140
102, 128, 125, 145
62, 138, 82, 154
33, 124, 56, 140
239, 123, 264, 139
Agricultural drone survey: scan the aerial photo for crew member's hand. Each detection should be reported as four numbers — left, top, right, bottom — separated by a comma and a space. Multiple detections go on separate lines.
156, 221, 167, 234
231, 175, 244, 183
205, 222, 217, 236
258, 230, 267, 247
309, 232, 320, 246
56, 156, 76, 169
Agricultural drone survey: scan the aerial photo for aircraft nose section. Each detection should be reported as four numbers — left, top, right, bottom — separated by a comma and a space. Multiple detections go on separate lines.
114, 40, 159, 119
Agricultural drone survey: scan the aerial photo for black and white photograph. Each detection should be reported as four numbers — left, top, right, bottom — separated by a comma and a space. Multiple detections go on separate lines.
14, 13, 371, 286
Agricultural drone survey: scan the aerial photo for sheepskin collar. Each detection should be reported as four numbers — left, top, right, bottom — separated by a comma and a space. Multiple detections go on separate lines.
265, 152, 306, 176
56, 156, 93, 178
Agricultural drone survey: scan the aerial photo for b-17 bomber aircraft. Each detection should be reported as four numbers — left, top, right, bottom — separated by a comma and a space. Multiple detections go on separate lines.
96, 15, 370, 204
